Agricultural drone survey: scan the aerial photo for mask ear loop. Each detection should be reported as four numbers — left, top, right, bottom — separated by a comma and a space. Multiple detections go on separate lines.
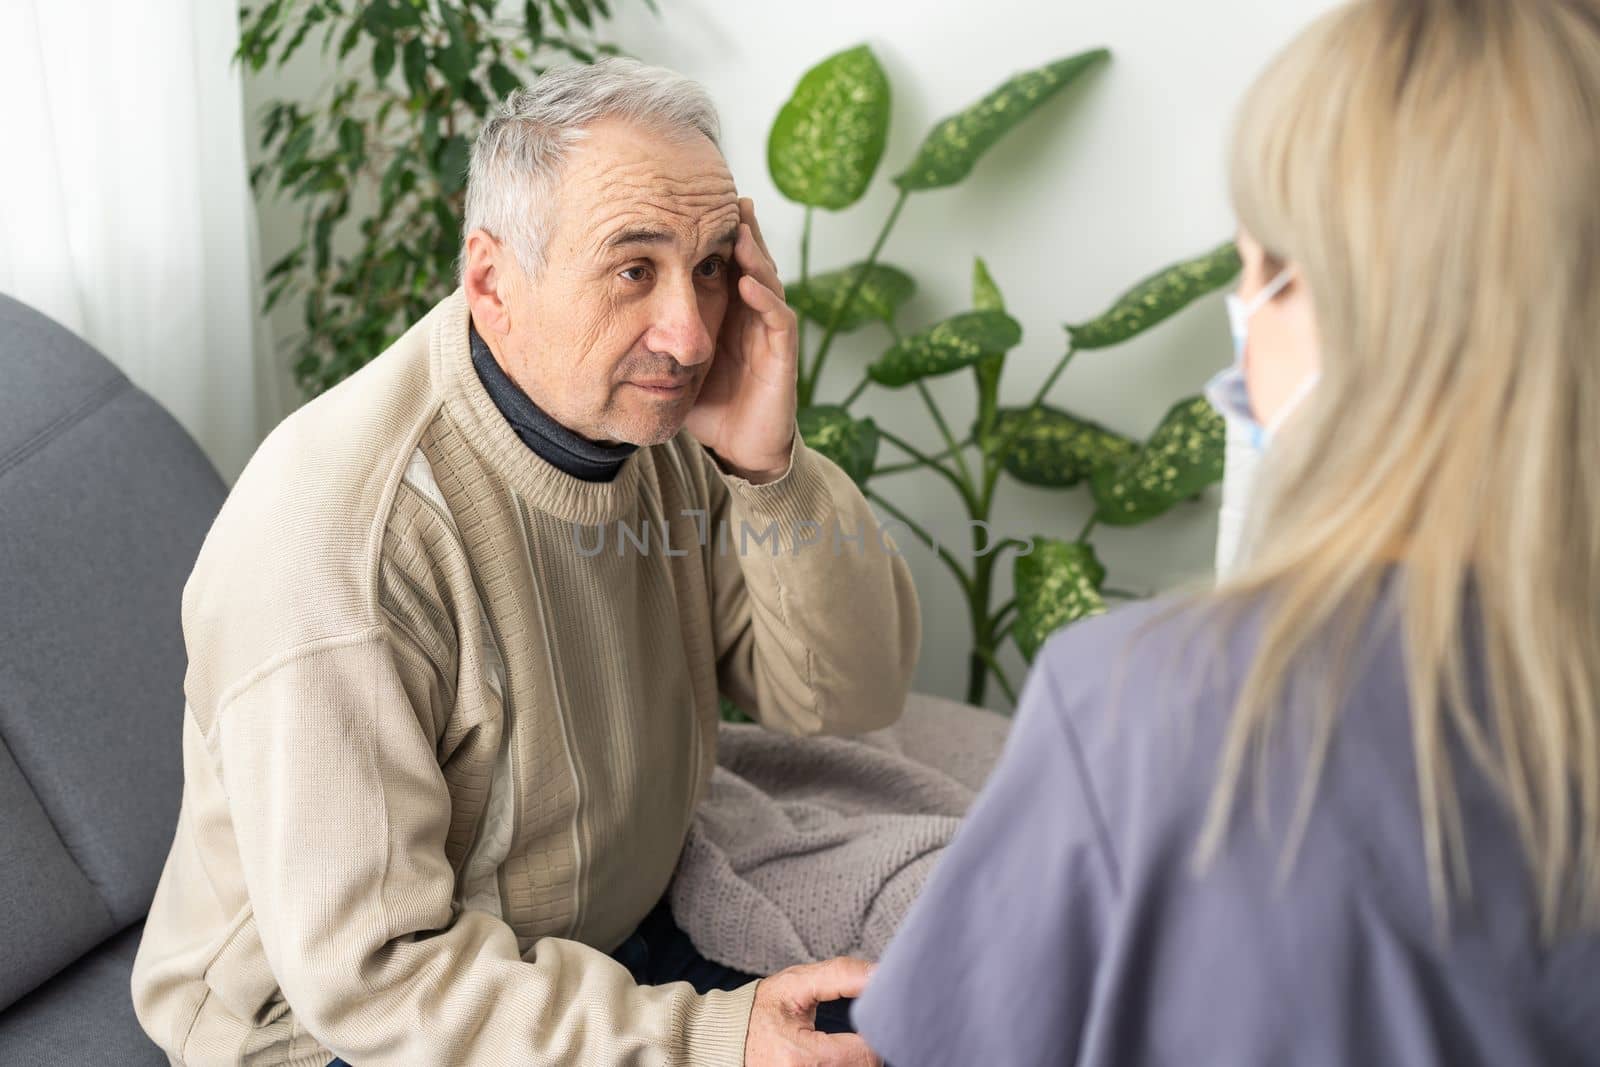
1243, 265, 1295, 316
1263, 369, 1321, 437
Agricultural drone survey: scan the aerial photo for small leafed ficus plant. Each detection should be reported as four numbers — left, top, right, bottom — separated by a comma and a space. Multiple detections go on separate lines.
766, 44, 1243, 708
238, 0, 639, 394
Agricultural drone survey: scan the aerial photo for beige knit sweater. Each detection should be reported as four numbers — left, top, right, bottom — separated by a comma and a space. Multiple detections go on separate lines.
130, 291, 921, 1066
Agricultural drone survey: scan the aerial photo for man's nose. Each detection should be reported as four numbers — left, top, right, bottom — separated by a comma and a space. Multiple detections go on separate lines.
644, 281, 715, 368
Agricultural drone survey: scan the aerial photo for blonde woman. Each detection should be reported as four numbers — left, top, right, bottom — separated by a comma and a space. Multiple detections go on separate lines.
851, 1, 1600, 1063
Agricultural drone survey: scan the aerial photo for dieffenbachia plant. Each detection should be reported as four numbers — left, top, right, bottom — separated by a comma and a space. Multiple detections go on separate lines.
767, 44, 1242, 708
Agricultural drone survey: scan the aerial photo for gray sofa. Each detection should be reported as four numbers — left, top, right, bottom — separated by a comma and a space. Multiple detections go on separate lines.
0, 293, 225, 1062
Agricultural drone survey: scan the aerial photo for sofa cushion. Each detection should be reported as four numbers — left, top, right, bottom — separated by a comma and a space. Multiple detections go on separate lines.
0, 922, 167, 1064
0, 295, 226, 1003
0, 745, 116, 1010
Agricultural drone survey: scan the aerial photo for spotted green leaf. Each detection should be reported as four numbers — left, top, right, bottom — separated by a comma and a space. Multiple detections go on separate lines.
972, 256, 1005, 312
991, 405, 1137, 488
971, 258, 1007, 439
1090, 395, 1225, 525
787, 262, 916, 333
797, 404, 880, 486
893, 49, 1109, 192
1068, 241, 1241, 350
768, 45, 891, 210
868, 311, 1022, 388
1013, 539, 1107, 661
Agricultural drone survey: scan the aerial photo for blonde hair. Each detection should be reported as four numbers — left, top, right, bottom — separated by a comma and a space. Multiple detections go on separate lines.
1205, 0, 1600, 937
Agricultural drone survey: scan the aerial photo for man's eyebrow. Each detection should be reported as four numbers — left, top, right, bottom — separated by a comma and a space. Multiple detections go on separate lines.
604, 226, 675, 251
705, 222, 740, 252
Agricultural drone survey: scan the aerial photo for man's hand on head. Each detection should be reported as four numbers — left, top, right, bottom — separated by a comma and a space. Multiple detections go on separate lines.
743, 957, 883, 1067
685, 197, 799, 485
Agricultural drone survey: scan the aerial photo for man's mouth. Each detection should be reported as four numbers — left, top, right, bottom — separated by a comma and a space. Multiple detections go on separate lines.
628, 378, 691, 396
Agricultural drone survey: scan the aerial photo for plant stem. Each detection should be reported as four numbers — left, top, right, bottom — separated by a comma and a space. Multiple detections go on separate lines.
975, 647, 1018, 705
978, 450, 1003, 518
840, 375, 870, 409
809, 188, 910, 396
1029, 343, 1079, 410
962, 474, 1014, 706
992, 619, 1015, 646
872, 435, 973, 476
916, 380, 976, 493
866, 488, 974, 599
1077, 512, 1099, 543
877, 427, 977, 513
990, 597, 1017, 628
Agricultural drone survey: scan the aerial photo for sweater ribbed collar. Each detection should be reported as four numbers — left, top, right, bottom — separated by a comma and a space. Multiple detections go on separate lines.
432, 290, 644, 526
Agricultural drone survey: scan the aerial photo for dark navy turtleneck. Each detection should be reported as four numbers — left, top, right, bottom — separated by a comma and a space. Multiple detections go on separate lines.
468, 320, 637, 483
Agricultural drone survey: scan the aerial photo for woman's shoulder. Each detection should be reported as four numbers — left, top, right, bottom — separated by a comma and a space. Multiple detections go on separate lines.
1015, 588, 1321, 863
1029, 589, 1258, 724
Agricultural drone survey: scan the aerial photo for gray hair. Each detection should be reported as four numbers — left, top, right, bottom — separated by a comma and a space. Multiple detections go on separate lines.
462, 57, 722, 277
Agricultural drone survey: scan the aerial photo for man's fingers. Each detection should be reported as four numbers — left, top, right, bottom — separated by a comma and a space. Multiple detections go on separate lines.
740, 196, 776, 263
738, 273, 793, 335
734, 196, 782, 295
803, 1031, 883, 1067
783, 957, 875, 1005
735, 222, 783, 298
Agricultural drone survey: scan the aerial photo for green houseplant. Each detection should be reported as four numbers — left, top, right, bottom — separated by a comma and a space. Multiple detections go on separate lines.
765, 45, 1242, 708
238, 0, 641, 394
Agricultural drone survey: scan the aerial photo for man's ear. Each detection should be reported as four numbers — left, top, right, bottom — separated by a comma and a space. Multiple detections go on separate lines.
462, 229, 514, 335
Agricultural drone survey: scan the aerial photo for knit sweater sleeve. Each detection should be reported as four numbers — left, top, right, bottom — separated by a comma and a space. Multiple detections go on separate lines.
704, 432, 922, 735
214, 623, 755, 1065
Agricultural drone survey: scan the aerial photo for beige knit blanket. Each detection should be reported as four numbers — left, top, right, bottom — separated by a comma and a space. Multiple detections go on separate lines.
669, 692, 1010, 976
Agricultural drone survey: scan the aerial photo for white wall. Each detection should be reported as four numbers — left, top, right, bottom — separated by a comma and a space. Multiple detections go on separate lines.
245, 0, 1342, 709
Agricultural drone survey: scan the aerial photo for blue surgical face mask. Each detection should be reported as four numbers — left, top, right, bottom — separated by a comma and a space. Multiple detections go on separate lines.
1204, 266, 1319, 450
1208, 264, 1320, 577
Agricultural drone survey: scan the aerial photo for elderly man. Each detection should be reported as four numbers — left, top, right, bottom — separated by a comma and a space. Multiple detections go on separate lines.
131, 59, 919, 1066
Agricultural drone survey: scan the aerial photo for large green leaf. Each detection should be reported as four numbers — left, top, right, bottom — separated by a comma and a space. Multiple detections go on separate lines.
797, 404, 880, 485
868, 311, 1022, 388
1090, 395, 1226, 525
787, 262, 916, 333
893, 49, 1109, 192
1067, 241, 1241, 350
768, 45, 891, 210
992, 405, 1137, 488
1013, 539, 1107, 661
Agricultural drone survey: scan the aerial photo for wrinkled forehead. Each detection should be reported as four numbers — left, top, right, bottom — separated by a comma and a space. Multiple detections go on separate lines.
553, 122, 739, 258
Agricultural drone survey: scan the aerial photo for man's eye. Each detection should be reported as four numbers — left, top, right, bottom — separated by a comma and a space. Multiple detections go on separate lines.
620, 266, 650, 283
697, 257, 726, 279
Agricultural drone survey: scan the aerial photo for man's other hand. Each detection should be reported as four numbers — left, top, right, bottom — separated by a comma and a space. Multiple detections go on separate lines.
743, 957, 882, 1067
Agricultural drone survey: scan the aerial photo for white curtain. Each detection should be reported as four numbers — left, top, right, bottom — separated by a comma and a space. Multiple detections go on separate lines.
0, 0, 272, 482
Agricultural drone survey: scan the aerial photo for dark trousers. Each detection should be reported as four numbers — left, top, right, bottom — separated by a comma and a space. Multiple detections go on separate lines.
610, 894, 857, 1035
326, 896, 855, 1065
